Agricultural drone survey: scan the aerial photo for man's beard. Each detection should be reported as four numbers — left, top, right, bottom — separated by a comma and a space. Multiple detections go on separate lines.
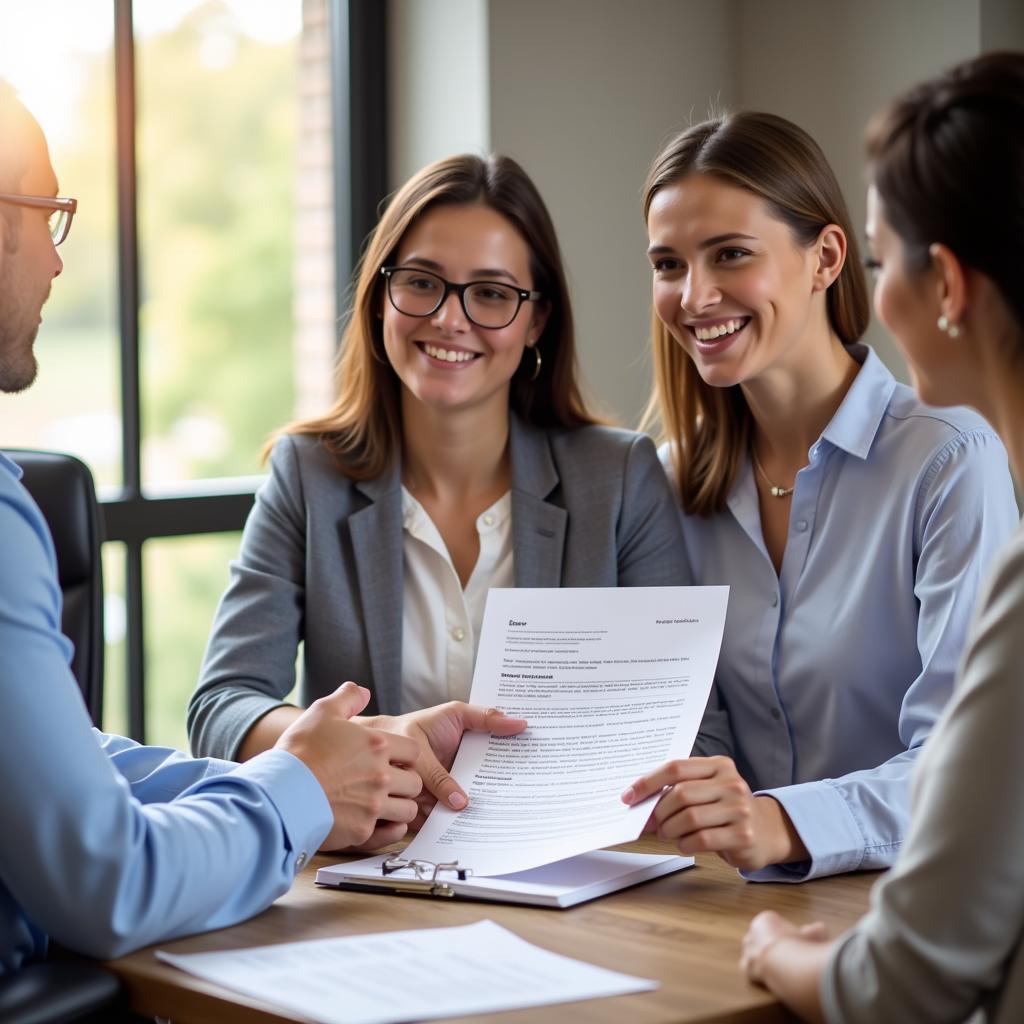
0, 331, 39, 393
0, 258, 40, 394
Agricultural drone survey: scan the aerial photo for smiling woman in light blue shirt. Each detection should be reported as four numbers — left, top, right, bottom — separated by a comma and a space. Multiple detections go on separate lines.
622, 110, 1017, 882
674, 342, 1014, 880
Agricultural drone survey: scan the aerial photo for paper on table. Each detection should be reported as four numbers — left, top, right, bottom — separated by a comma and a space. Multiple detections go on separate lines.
403, 585, 728, 876
157, 919, 657, 1024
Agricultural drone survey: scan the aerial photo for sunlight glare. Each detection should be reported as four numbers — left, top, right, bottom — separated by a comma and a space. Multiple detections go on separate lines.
0, 0, 300, 147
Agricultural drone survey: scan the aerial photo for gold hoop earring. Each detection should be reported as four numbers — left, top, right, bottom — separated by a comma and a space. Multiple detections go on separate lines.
529, 346, 542, 381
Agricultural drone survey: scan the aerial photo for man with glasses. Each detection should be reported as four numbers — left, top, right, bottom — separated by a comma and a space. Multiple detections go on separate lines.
0, 80, 431, 978
0, 109, 74, 395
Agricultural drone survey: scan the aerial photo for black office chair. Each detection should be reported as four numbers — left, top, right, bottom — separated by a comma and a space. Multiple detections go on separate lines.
5, 449, 105, 724
0, 450, 138, 1022
0, 963, 129, 1024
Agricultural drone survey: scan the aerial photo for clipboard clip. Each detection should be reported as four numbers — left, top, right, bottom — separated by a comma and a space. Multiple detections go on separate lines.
380, 856, 471, 897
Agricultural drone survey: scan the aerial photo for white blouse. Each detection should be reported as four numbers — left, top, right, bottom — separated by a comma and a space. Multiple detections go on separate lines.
399, 488, 514, 713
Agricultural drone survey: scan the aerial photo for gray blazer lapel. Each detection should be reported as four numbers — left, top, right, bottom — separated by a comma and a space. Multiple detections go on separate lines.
349, 463, 404, 715
509, 417, 566, 588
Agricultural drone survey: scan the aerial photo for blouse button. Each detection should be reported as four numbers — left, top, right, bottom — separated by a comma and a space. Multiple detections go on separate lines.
770, 708, 782, 720
770, 593, 779, 608
795, 519, 808, 532
482, 513, 495, 527
451, 626, 466, 642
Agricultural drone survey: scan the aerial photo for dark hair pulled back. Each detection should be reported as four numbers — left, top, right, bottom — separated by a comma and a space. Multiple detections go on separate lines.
866, 50, 1024, 332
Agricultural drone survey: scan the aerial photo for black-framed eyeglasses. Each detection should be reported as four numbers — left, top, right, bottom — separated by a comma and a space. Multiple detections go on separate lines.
381, 265, 541, 329
0, 193, 78, 246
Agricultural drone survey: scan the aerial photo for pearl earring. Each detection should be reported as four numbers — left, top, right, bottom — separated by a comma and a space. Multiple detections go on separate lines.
937, 315, 961, 339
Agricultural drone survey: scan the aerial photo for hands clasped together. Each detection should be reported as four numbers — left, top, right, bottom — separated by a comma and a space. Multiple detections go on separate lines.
275, 682, 526, 851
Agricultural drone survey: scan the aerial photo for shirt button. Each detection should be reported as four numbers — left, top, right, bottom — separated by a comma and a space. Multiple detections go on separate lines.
482, 513, 495, 527
795, 519, 808, 532
451, 626, 466, 642
295, 852, 308, 870
770, 708, 782, 721
770, 593, 779, 608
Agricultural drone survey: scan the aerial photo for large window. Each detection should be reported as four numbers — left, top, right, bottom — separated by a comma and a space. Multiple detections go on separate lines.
3, 0, 386, 746
2, 1, 121, 487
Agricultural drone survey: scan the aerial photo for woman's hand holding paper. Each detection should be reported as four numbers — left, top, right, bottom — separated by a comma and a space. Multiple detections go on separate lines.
622, 756, 808, 871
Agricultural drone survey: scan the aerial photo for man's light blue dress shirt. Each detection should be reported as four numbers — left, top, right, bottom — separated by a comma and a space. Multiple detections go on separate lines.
0, 451, 333, 974
669, 346, 1019, 881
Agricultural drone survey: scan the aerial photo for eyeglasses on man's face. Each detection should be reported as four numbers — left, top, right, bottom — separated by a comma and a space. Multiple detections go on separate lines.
380, 265, 542, 330
0, 193, 78, 246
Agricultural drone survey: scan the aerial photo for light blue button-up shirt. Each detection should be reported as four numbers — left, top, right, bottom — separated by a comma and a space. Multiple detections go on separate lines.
670, 346, 1019, 881
0, 451, 332, 974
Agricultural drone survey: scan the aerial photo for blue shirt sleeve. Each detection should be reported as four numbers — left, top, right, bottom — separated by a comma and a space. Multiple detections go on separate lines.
0, 466, 332, 970
746, 430, 1018, 881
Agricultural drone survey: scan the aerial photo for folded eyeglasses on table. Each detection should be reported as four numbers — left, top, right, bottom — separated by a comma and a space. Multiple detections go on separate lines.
380, 851, 471, 892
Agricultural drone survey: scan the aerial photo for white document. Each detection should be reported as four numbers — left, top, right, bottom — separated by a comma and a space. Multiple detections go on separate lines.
157, 919, 657, 1024
402, 585, 728, 876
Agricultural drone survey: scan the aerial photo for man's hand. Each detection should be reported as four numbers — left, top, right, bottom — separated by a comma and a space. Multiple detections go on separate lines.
361, 701, 527, 829
275, 682, 422, 850
621, 755, 808, 871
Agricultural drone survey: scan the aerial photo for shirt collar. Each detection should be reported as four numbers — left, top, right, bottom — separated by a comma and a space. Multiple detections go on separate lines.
359, 413, 559, 504
0, 451, 24, 480
401, 486, 422, 530
401, 487, 511, 533
818, 344, 897, 460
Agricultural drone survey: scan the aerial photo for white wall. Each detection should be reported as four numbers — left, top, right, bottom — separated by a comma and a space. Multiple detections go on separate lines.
389, 0, 1024, 421
487, 0, 736, 422
981, 0, 1024, 50
388, 0, 490, 187
735, 0, 982, 378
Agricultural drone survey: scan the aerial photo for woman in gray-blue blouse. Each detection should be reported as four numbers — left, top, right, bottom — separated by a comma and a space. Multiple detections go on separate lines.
622, 110, 1017, 881
188, 154, 688, 809
741, 50, 1024, 1023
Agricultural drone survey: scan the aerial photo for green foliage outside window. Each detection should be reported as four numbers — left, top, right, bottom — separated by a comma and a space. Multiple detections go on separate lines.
8, 1, 305, 750
138, 4, 298, 482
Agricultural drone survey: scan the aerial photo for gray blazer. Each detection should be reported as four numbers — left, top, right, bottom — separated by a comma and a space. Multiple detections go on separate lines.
187, 416, 689, 759
823, 522, 1024, 1024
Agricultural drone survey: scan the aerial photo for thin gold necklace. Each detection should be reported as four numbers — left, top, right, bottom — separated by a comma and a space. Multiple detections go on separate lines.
750, 447, 794, 498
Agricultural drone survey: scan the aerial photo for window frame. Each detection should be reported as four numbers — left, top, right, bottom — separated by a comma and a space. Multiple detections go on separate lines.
104, 0, 388, 741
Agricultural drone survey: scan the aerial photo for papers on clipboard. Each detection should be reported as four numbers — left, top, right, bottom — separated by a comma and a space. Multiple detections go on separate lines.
321, 584, 727, 902
396, 585, 728, 877
315, 848, 693, 908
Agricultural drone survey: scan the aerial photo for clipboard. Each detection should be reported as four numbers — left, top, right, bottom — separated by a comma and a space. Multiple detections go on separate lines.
315, 849, 694, 909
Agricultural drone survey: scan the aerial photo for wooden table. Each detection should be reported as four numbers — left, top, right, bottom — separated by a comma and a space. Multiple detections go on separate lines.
104, 840, 879, 1024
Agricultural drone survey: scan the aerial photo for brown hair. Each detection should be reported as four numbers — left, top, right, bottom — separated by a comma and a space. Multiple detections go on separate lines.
866, 50, 1024, 336
269, 153, 599, 475
641, 111, 870, 516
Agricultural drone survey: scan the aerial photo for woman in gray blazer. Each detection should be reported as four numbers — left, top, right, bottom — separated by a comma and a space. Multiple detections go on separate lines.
740, 52, 1024, 1023
188, 154, 688, 813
